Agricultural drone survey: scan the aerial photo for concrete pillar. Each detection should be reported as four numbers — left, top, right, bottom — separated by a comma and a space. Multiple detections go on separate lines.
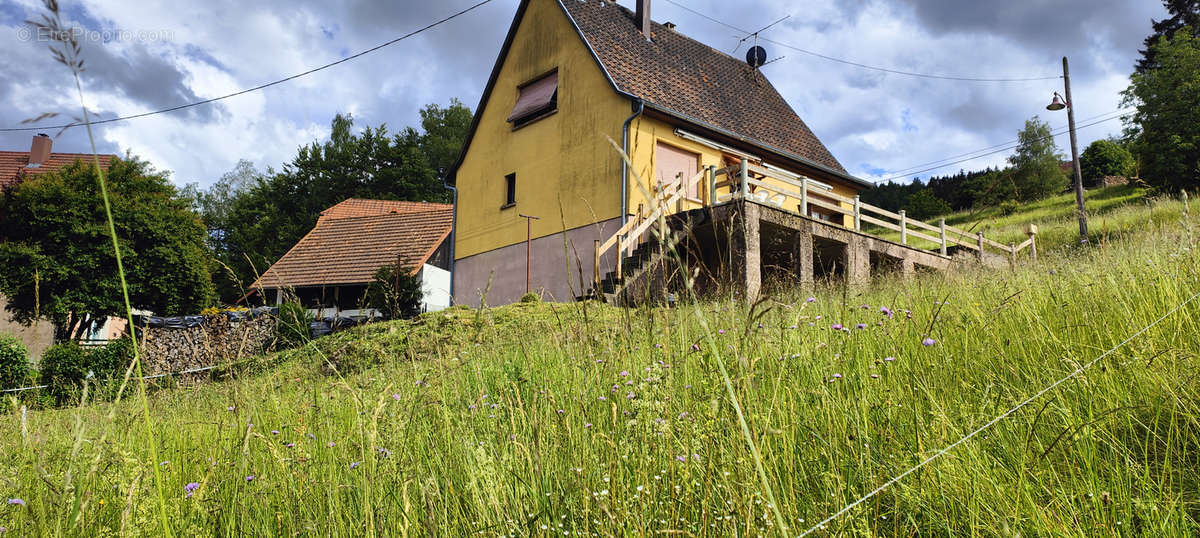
845, 235, 870, 286
900, 258, 915, 277
732, 202, 761, 301
792, 225, 814, 285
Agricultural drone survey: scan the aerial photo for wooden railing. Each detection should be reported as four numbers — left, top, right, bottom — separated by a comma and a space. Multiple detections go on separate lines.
592, 158, 1039, 293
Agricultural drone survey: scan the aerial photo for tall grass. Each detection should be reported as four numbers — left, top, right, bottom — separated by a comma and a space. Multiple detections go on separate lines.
2, 202, 1198, 536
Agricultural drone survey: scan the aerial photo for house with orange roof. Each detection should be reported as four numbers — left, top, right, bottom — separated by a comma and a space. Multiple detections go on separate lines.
250, 198, 453, 317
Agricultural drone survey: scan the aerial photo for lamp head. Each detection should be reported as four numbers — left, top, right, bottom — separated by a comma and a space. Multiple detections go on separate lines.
1046, 92, 1067, 111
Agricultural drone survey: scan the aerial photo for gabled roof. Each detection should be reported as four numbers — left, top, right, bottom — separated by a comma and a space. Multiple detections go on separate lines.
560, 0, 846, 174
0, 151, 117, 189
450, 0, 864, 186
318, 198, 453, 223
254, 200, 452, 290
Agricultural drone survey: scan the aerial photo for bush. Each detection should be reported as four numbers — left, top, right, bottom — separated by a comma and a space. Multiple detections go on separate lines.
365, 265, 424, 319
999, 200, 1021, 216
519, 292, 541, 303
277, 301, 312, 348
0, 334, 32, 391
88, 337, 135, 380
39, 343, 87, 405
1080, 139, 1135, 184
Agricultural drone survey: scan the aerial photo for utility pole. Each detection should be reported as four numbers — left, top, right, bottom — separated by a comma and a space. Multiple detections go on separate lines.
518, 214, 539, 294
1050, 56, 1088, 241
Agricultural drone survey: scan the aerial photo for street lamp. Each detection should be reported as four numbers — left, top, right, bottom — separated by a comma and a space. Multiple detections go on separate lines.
1046, 56, 1088, 242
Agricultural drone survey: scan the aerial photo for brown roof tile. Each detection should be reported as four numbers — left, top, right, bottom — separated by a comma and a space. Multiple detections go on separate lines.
254, 201, 453, 289
318, 198, 453, 223
0, 151, 117, 189
561, 0, 847, 173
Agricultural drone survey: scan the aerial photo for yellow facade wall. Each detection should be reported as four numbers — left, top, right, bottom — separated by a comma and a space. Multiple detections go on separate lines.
626, 115, 861, 227
454, 0, 630, 260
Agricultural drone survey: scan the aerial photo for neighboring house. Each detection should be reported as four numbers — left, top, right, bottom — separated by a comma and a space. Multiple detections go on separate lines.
448, 0, 872, 306
0, 134, 118, 358
251, 198, 453, 318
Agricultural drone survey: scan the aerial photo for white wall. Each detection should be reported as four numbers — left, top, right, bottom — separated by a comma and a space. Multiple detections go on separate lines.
420, 264, 451, 312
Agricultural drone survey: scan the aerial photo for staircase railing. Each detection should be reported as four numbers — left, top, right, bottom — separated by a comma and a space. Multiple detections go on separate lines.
593, 168, 708, 293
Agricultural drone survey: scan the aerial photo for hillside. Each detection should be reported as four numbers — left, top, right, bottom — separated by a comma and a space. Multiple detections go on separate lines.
1, 195, 1199, 536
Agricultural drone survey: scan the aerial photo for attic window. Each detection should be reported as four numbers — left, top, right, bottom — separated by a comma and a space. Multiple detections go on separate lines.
508, 70, 558, 127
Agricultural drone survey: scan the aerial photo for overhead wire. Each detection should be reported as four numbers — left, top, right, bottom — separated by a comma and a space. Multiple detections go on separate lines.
1, 0, 495, 132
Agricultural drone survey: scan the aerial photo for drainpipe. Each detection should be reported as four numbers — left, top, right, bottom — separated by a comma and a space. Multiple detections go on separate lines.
620, 99, 645, 226
443, 174, 458, 304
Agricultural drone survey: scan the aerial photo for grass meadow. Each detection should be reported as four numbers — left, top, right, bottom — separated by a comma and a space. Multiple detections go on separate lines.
2, 195, 1200, 536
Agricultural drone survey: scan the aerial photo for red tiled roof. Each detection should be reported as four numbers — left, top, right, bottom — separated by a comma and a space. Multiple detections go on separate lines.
317, 198, 453, 223
560, 0, 847, 174
0, 151, 117, 189
254, 200, 453, 289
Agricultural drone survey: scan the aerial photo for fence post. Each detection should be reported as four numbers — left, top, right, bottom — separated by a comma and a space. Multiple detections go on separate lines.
593, 239, 600, 295
939, 219, 948, 256
899, 210, 907, 245
1009, 242, 1016, 268
800, 178, 809, 217
707, 165, 716, 207
853, 195, 862, 231
1026, 223, 1038, 262
739, 158, 749, 198
976, 232, 984, 263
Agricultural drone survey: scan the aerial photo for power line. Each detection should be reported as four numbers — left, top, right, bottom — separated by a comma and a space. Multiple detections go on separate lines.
663, 0, 1062, 83
874, 111, 1129, 182
798, 288, 1200, 536
879, 108, 1132, 179
1, 0, 494, 132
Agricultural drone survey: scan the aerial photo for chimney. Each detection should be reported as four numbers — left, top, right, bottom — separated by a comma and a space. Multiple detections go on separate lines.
27, 134, 51, 168
635, 0, 651, 40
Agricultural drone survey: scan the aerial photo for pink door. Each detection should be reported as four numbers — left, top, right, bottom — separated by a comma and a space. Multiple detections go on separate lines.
656, 142, 700, 200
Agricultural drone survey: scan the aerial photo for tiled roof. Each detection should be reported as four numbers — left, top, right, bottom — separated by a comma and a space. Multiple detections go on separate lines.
254, 201, 452, 289
318, 198, 453, 223
0, 151, 117, 189
561, 0, 847, 174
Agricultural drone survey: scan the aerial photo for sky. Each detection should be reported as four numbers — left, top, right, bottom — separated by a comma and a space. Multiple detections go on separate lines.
0, 0, 1170, 188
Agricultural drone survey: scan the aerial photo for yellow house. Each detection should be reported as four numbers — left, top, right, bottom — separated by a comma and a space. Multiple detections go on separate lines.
448, 0, 873, 305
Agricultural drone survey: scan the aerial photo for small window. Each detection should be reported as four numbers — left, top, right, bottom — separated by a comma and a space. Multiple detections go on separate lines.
502, 173, 516, 208
508, 70, 558, 127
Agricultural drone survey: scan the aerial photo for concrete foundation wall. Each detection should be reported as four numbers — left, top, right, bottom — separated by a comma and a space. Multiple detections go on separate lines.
453, 217, 622, 306
0, 295, 54, 361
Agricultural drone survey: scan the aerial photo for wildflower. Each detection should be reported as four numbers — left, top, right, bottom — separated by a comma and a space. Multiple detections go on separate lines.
598, 396, 606, 401
271, 430, 280, 435
815, 315, 822, 320
306, 433, 315, 440
832, 323, 844, 331
392, 393, 401, 401
691, 343, 701, 352
717, 329, 725, 335
160, 461, 169, 466
245, 475, 256, 482
675, 455, 687, 462
350, 462, 360, 469
6, 499, 24, 507
585, 423, 593, 429
922, 337, 937, 347
861, 304, 870, 310
884, 356, 895, 362
636, 485, 644, 492
556, 409, 564, 415
831, 373, 843, 379
327, 442, 336, 447
184, 482, 200, 498
626, 392, 636, 399
806, 297, 816, 303
619, 370, 629, 377
377, 447, 391, 458
227, 406, 235, 412
855, 323, 867, 330
870, 374, 880, 379
692, 453, 701, 462
880, 306, 893, 318
285, 443, 295, 448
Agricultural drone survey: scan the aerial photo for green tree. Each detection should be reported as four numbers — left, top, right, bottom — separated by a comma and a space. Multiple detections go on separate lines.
1008, 117, 1068, 201
1080, 139, 1135, 183
1136, 1, 1200, 73
1123, 27, 1200, 191
365, 265, 424, 320
418, 98, 474, 181
902, 189, 952, 220
0, 158, 213, 341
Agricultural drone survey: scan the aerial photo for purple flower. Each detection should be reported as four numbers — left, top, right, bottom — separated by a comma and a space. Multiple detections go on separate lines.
327, 442, 336, 447
585, 423, 593, 429
619, 370, 629, 377
392, 393, 401, 401
184, 482, 199, 498
626, 392, 636, 400
831, 373, 843, 379
880, 306, 893, 318
598, 396, 606, 401
6, 499, 25, 507
717, 329, 725, 335
815, 315, 822, 320
692, 453, 702, 462
691, 343, 701, 352
806, 297, 816, 303
832, 323, 844, 331
271, 430, 280, 435
855, 323, 867, 330
227, 406, 235, 412
922, 337, 937, 347
285, 442, 295, 448
350, 461, 360, 469
675, 455, 687, 462
884, 356, 896, 362
245, 475, 256, 482
556, 409, 564, 415
870, 374, 880, 379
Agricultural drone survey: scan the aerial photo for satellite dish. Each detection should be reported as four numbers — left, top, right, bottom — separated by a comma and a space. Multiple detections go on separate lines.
746, 45, 767, 67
